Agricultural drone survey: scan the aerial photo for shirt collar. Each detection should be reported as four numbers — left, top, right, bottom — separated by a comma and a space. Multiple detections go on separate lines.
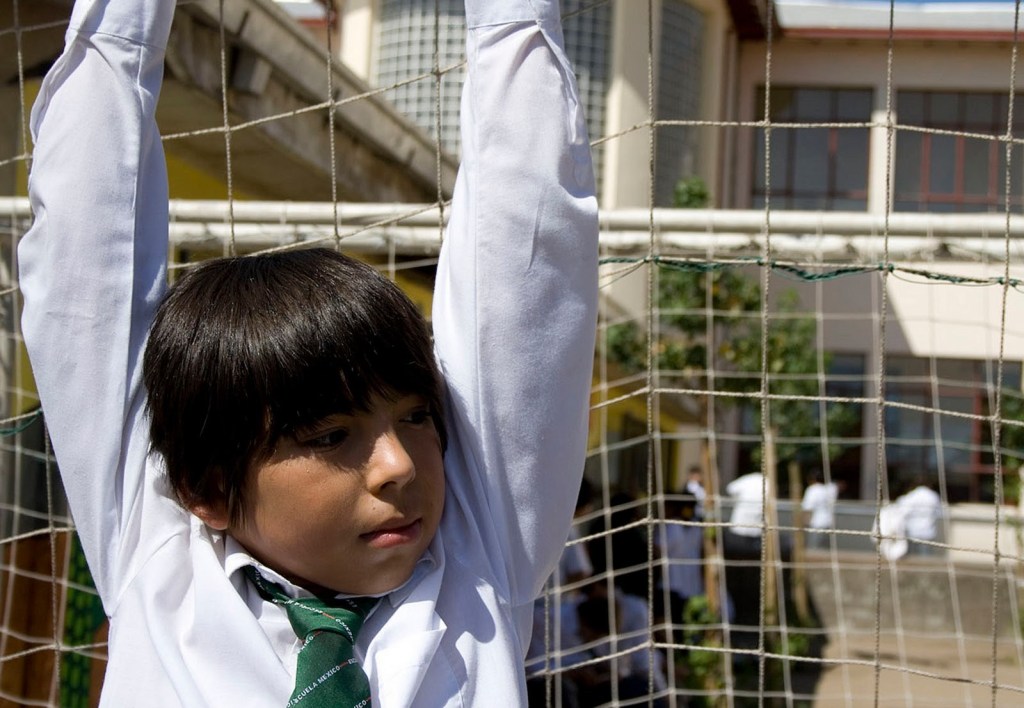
222, 533, 436, 607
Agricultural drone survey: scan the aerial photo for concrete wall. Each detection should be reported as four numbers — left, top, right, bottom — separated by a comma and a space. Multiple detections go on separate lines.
806, 554, 1020, 639
721, 499, 1023, 637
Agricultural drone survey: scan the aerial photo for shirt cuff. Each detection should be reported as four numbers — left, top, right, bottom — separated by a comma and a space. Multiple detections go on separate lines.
465, 0, 560, 29
69, 0, 176, 48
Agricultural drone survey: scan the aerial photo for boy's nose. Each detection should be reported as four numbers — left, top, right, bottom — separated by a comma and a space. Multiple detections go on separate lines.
366, 430, 416, 491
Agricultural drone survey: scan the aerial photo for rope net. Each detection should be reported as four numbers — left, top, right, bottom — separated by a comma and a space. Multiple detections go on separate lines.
2, 0, 1024, 705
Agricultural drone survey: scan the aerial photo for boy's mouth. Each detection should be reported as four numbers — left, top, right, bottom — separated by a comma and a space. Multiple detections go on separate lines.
360, 519, 422, 549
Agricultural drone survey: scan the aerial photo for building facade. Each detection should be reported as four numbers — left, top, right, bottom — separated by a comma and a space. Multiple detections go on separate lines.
727, 0, 1024, 502
292, 0, 1024, 505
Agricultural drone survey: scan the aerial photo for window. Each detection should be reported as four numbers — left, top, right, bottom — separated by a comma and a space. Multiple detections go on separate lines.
374, 0, 610, 169
894, 91, 1024, 213
655, 0, 704, 206
884, 356, 1023, 502
733, 353, 865, 498
752, 87, 872, 210
562, 0, 612, 194
374, 0, 467, 153
824, 353, 866, 497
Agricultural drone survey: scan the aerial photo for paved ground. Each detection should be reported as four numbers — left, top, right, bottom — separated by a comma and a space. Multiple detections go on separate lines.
812, 632, 1024, 707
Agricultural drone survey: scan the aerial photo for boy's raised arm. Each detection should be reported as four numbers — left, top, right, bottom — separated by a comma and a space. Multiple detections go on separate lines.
18, 0, 175, 606
432, 0, 599, 604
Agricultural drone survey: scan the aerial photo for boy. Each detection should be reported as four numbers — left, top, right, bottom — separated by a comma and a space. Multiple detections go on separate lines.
18, 0, 598, 705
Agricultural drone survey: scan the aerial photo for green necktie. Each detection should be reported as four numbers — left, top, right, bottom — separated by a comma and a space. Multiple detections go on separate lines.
245, 566, 379, 708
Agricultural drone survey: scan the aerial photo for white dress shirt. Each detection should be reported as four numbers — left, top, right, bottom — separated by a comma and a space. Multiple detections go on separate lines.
801, 481, 838, 530
876, 501, 909, 561
685, 478, 707, 517
18, 0, 598, 704
898, 485, 943, 542
726, 472, 769, 537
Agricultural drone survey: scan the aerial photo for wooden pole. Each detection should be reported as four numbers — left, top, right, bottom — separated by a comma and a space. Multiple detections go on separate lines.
790, 459, 811, 626
701, 440, 720, 618
763, 429, 779, 630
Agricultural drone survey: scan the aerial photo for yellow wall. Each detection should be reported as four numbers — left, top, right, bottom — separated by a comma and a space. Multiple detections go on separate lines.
13, 80, 40, 196
15, 76, 246, 202
588, 377, 692, 494
166, 151, 254, 201
13, 80, 38, 414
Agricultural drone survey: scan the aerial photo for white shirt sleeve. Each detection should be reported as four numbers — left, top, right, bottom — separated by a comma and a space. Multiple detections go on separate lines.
18, 0, 175, 607
432, 0, 599, 605
801, 484, 820, 511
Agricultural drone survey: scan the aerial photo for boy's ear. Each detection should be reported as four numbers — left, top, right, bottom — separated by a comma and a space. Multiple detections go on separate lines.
190, 501, 230, 531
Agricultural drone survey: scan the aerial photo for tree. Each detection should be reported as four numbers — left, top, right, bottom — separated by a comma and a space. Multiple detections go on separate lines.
606, 262, 858, 627
608, 265, 855, 471
673, 176, 710, 209
605, 177, 856, 692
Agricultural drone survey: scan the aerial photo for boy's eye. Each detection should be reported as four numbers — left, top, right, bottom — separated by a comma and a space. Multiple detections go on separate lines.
402, 408, 432, 426
300, 428, 348, 449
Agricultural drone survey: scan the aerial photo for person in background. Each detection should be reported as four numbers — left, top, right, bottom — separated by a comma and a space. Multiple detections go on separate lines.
568, 589, 668, 707
897, 477, 944, 556
526, 478, 596, 695
724, 471, 767, 559
586, 491, 649, 600
874, 498, 908, 562
560, 477, 596, 587
801, 470, 839, 551
722, 471, 775, 652
656, 496, 704, 628
685, 465, 707, 520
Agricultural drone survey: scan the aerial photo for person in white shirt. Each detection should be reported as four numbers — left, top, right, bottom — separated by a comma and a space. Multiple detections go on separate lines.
656, 497, 703, 612
801, 470, 839, 550
722, 471, 773, 651
874, 500, 909, 562
526, 478, 594, 682
725, 471, 768, 550
897, 478, 944, 557
558, 478, 596, 588
685, 465, 707, 519
565, 590, 668, 706
18, 0, 598, 704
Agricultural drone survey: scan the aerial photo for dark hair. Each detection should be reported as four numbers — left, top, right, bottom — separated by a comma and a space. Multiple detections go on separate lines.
577, 595, 615, 637
142, 248, 446, 525
576, 476, 594, 513
666, 496, 696, 519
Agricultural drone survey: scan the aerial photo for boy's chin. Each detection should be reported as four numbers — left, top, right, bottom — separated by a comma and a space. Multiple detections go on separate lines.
322, 569, 413, 597
321, 553, 428, 597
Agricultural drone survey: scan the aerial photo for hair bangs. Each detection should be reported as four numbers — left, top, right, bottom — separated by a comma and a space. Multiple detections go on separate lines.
261, 284, 443, 441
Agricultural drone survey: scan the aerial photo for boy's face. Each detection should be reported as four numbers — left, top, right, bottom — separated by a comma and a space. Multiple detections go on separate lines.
223, 392, 445, 596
